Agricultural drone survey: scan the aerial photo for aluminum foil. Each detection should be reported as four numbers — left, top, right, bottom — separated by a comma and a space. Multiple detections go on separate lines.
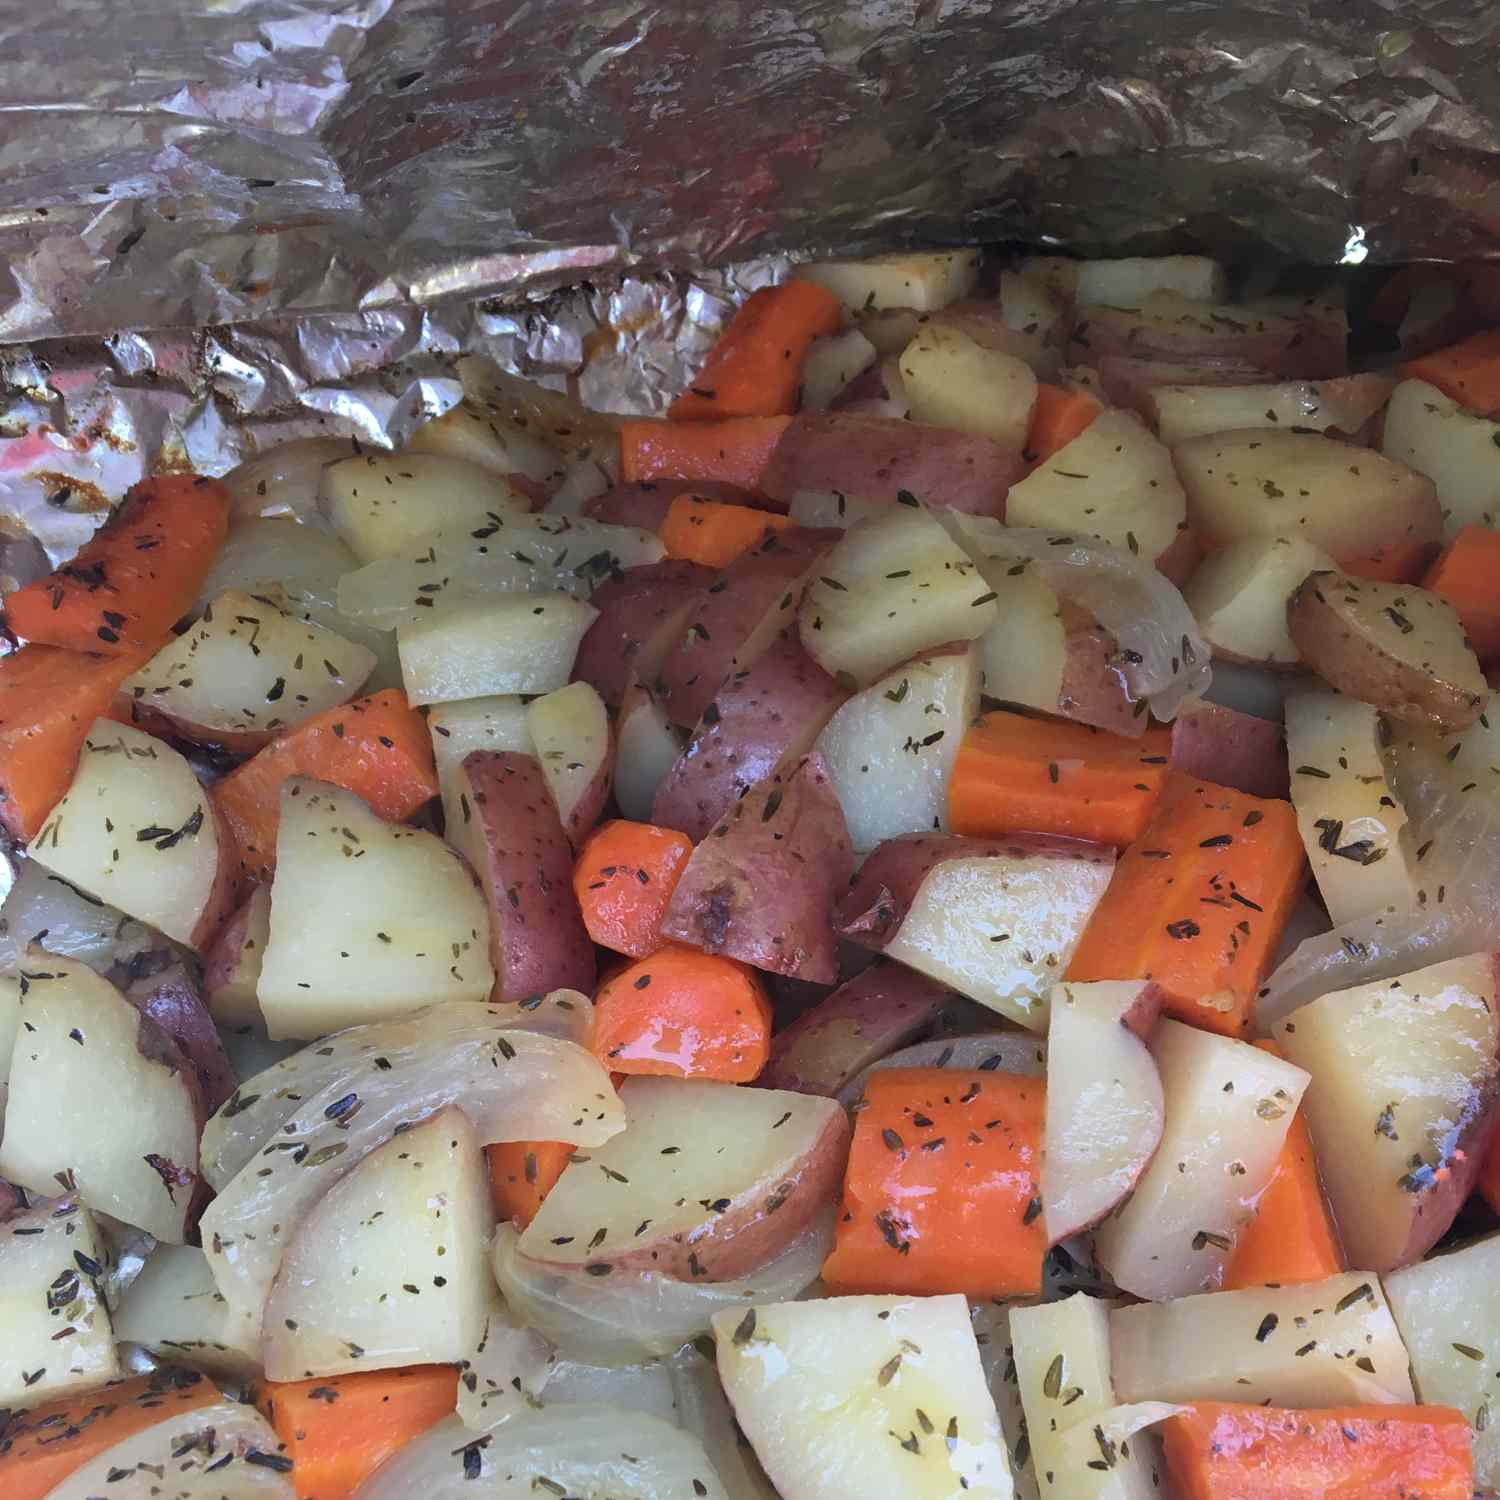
3, 0, 1500, 554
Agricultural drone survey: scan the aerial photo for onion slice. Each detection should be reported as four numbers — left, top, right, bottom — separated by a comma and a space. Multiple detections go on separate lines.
353, 1407, 727, 1499
491, 1215, 833, 1367
941, 513, 1212, 719
45, 1398, 295, 1499
457, 1296, 558, 1431
221, 437, 352, 526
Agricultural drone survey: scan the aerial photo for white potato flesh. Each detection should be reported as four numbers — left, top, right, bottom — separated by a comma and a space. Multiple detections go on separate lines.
398, 593, 597, 705
0, 956, 201, 1243
714, 1293, 1017, 1500
258, 779, 492, 1039
801, 328, 878, 409
794, 249, 981, 312
201, 1005, 623, 1350
1049, 1404, 1184, 1499
26, 719, 226, 950
1005, 411, 1186, 565
1273, 952, 1500, 1272
427, 694, 532, 830
1385, 1231, 1500, 1488
0, 1196, 117, 1409
798, 506, 999, 687
1063, 255, 1229, 307
1150, 374, 1394, 446
455, 357, 622, 471
614, 684, 684, 822
1173, 429, 1441, 560
883, 849, 1115, 1031
1284, 690, 1418, 926
44, 1398, 295, 1500
520, 1076, 847, 1281
899, 326, 1038, 448
262, 1106, 494, 1379
1094, 1021, 1310, 1301
526, 680, 611, 837
976, 568, 1069, 710
1110, 1272, 1416, 1406
126, 588, 376, 744
113, 1243, 259, 1376
1010, 1296, 1120, 1483
407, 396, 568, 489
205, 883, 272, 1029
815, 645, 980, 851
1383, 377, 1500, 539
996, 271, 1071, 378
1043, 982, 1165, 1243
320, 451, 532, 562
335, 514, 663, 628
1182, 535, 1337, 667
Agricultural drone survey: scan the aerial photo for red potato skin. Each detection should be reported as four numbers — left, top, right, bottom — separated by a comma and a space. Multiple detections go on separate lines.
189, 800, 244, 949
1170, 700, 1290, 800
572, 560, 715, 710
460, 751, 596, 1002
837, 831, 1114, 951
112, 952, 237, 1116
661, 752, 854, 985
1395, 1089, 1500, 1270
1057, 615, 1141, 736
760, 411, 1025, 517
651, 631, 847, 841
759, 960, 956, 1097
582, 479, 778, 531
120, 697, 276, 757
555, 724, 615, 851
654, 527, 835, 730
202, 890, 260, 1006
1095, 355, 1278, 419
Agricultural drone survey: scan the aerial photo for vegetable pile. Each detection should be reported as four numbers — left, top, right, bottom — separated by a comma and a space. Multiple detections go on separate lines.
0, 247, 1498, 1500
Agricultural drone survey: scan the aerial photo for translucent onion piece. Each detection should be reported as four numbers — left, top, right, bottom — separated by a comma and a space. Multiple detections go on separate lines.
202, 999, 603, 1189
45, 1398, 295, 1500
221, 437, 353, 526
353, 1407, 726, 1500
335, 515, 665, 628
457, 1296, 558, 1431
666, 1348, 782, 1500
458, 356, 623, 469
200, 1010, 623, 1348
942, 513, 1213, 719
0, 859, 155, 974
491, 1215, 833, 1367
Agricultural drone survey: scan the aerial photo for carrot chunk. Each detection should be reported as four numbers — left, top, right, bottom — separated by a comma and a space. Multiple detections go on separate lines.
669, 282, 843, 421
1065, 772, 1306, 1037
1402, 327, 1500, 416
618, 415, 793, 491
213, 689, 438, 881
0, 1369, 219, 1500
7, 475, 228, 656
1160, 1401, 1474, 1500
0, 644, 150, 840
658, 494, 795, 568
1222, 1040, 1345, 1289
257, 1367, 458, 1500
590, 943, 772, 1082
487, 1139, 573, 1227
1424, 523, 1500, 664
821, 1066, 1046, 1299
1026, 382, 1101, 466
573, 818, 694, 958
948, 711, 1172, 848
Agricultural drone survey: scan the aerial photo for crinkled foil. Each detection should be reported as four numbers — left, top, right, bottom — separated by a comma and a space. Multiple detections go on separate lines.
3, 0, 1500, 555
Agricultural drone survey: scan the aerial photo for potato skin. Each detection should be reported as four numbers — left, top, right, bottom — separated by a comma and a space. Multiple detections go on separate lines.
1286, 570, 1489, 730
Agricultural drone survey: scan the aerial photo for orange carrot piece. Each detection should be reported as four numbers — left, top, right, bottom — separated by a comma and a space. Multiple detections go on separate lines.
1066, 773, 1306, 1037
212, 689, 438, 881
821, 1066, 1046, 1299
1160, 1402, 1474, 1500
948, 711, 1171, 848
591, 943, 772, 1082
1222, 1040, 1345, 1289
487, 1139, 573, 1227
669, 282, 843, 422
1402, 327, 1500, 416
573, 818, 694, 958
0, 1369, 220, 1500
257, 1367, 458, 1500
1026, 382, 1101, 466
658, 494, 795, 569
618, 415, 793, 491
0, 644, 151, 840
7, 475, 229, 656
1424, 524, 1500, 663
